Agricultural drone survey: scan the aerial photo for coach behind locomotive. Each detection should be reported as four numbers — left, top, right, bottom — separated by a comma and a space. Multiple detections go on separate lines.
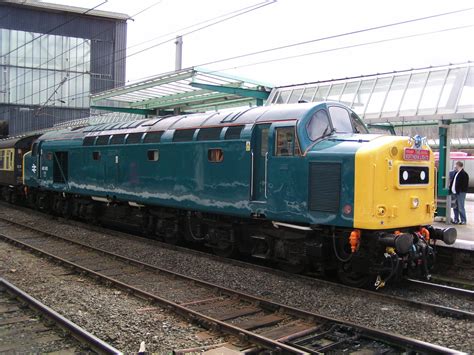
21, 102, 456, 287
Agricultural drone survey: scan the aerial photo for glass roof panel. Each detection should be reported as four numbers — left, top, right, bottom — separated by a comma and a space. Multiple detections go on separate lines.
267, 63, 473, 124
398, 72, 429, 115
287, 88, 304, 103
365, 77, 392, 117
352, 79, 375, 113
381, 74, 410, 117
418, 69, 448, 114
314, 85, 331, 101
438, 68, 463, 113
300, 87, 317, 102
339, 81, 359, 106
327, 83, 345, 101
457, 66, 474, 113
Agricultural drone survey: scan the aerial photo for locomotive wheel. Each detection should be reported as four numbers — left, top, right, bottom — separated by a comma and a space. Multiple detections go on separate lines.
337, 262, 371, 288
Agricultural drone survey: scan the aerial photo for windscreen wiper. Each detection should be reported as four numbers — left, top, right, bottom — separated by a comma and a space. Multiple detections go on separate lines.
303, 127, 336, 156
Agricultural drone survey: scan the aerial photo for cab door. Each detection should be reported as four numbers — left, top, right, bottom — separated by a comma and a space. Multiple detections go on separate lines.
250, 124, 270, 201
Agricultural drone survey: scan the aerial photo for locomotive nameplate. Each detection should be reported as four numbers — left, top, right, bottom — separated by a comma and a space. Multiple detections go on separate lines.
403, 148, 430, 161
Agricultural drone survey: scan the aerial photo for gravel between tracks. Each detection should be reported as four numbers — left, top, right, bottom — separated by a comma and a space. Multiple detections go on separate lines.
0, 206, 473, 352
0, 243, 225, 353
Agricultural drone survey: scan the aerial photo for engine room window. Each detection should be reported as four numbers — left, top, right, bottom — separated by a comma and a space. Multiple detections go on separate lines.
110, 134, 126, 145
208, 148, 223, 162
95, 135, 110, 146
306, 110, 330, 141
173, 129, 195, 142
144, 131, 163, 144
147, 150, 159, 161
83, 136, 96, 146
275, 127, 295, 156
197, 127, 222, 141
92, 151, 101, 161
225, 125, 244, 140
329, 106, 353, 133
126, 133, 143, 144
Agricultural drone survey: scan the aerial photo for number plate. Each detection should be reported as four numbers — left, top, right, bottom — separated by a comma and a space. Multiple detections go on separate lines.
403, 148, 430, 161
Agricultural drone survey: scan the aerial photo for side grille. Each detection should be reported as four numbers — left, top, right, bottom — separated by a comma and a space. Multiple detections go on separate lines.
309, 162, 341, 212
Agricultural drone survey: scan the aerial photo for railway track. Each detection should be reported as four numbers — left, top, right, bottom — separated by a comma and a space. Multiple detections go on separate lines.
405, 278, 474, 297
0, 203, 473, 320
0, 277, 120, 354
0, 217, 461, 354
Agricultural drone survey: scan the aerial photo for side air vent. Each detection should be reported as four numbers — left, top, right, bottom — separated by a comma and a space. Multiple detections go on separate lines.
309, 162, 341, 212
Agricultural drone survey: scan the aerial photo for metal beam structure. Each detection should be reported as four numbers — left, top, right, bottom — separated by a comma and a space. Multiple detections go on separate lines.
91, 67, 272, 114
190, 82, 269, 106
90, 105, 156, 116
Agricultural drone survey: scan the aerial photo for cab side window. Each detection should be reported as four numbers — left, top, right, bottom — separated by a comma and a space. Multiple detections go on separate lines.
275, 127, 295, 156
306, 110, 330, 141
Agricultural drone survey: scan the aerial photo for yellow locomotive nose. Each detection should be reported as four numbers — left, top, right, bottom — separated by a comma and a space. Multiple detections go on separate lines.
353, 136, 435, 230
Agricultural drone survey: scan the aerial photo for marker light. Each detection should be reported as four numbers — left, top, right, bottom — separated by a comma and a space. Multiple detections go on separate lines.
411, 197, 420, 209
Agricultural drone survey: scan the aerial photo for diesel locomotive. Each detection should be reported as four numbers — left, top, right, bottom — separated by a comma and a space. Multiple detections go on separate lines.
1, 102, 456, 287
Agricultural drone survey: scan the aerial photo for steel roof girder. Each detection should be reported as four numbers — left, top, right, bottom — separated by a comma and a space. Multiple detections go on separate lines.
129, 88, 215, 108
149, 92, 240, 109
189, 82, 269, 100
91, 70, 196, 102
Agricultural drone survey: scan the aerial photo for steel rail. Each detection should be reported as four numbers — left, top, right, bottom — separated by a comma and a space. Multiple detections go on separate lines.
0, 219, 462, 354
406, 278, 474, 298
0, 277, 122, 355
1, 204, 472, 321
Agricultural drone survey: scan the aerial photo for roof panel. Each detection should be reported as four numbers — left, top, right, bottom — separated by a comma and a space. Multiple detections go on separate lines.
268, 63, 474, 124
91, 67, 271, 112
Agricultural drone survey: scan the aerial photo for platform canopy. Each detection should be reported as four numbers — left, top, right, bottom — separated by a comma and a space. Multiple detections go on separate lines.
91, 67, 272, 115
267, 62, 474, 127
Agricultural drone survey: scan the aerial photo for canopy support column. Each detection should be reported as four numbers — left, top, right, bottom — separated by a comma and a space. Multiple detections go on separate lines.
437, 120, 452, 224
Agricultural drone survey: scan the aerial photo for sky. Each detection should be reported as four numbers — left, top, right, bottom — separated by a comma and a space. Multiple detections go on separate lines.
51, 0, 473, 87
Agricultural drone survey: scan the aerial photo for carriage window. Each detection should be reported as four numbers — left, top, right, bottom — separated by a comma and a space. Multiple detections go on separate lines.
275, 127, 295, 156
147, 150, 159, 161
329, 106, 353, 133
0, 150, 4, 169
93, 151, 101, 160
126, 133, 143, 144
225, 125, 244, 140
144, 131, 163, 144
208, 149, 223, 162
173, 129, 195, 142
95, 135, 110, 146
307, 110, 330, 141
83, 136, 96, 146
197, 127, 222, 141
110, 134, 126, 145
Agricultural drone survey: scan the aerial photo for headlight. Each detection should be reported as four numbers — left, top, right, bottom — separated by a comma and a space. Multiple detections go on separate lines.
411, 197, 420, 209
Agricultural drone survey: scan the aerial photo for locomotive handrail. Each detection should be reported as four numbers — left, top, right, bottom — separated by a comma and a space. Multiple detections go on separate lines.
264, 152, 269, 198
250, 151, 254, 198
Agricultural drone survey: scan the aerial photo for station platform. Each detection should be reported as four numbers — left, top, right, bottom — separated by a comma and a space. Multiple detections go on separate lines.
433, 193, 474, 250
